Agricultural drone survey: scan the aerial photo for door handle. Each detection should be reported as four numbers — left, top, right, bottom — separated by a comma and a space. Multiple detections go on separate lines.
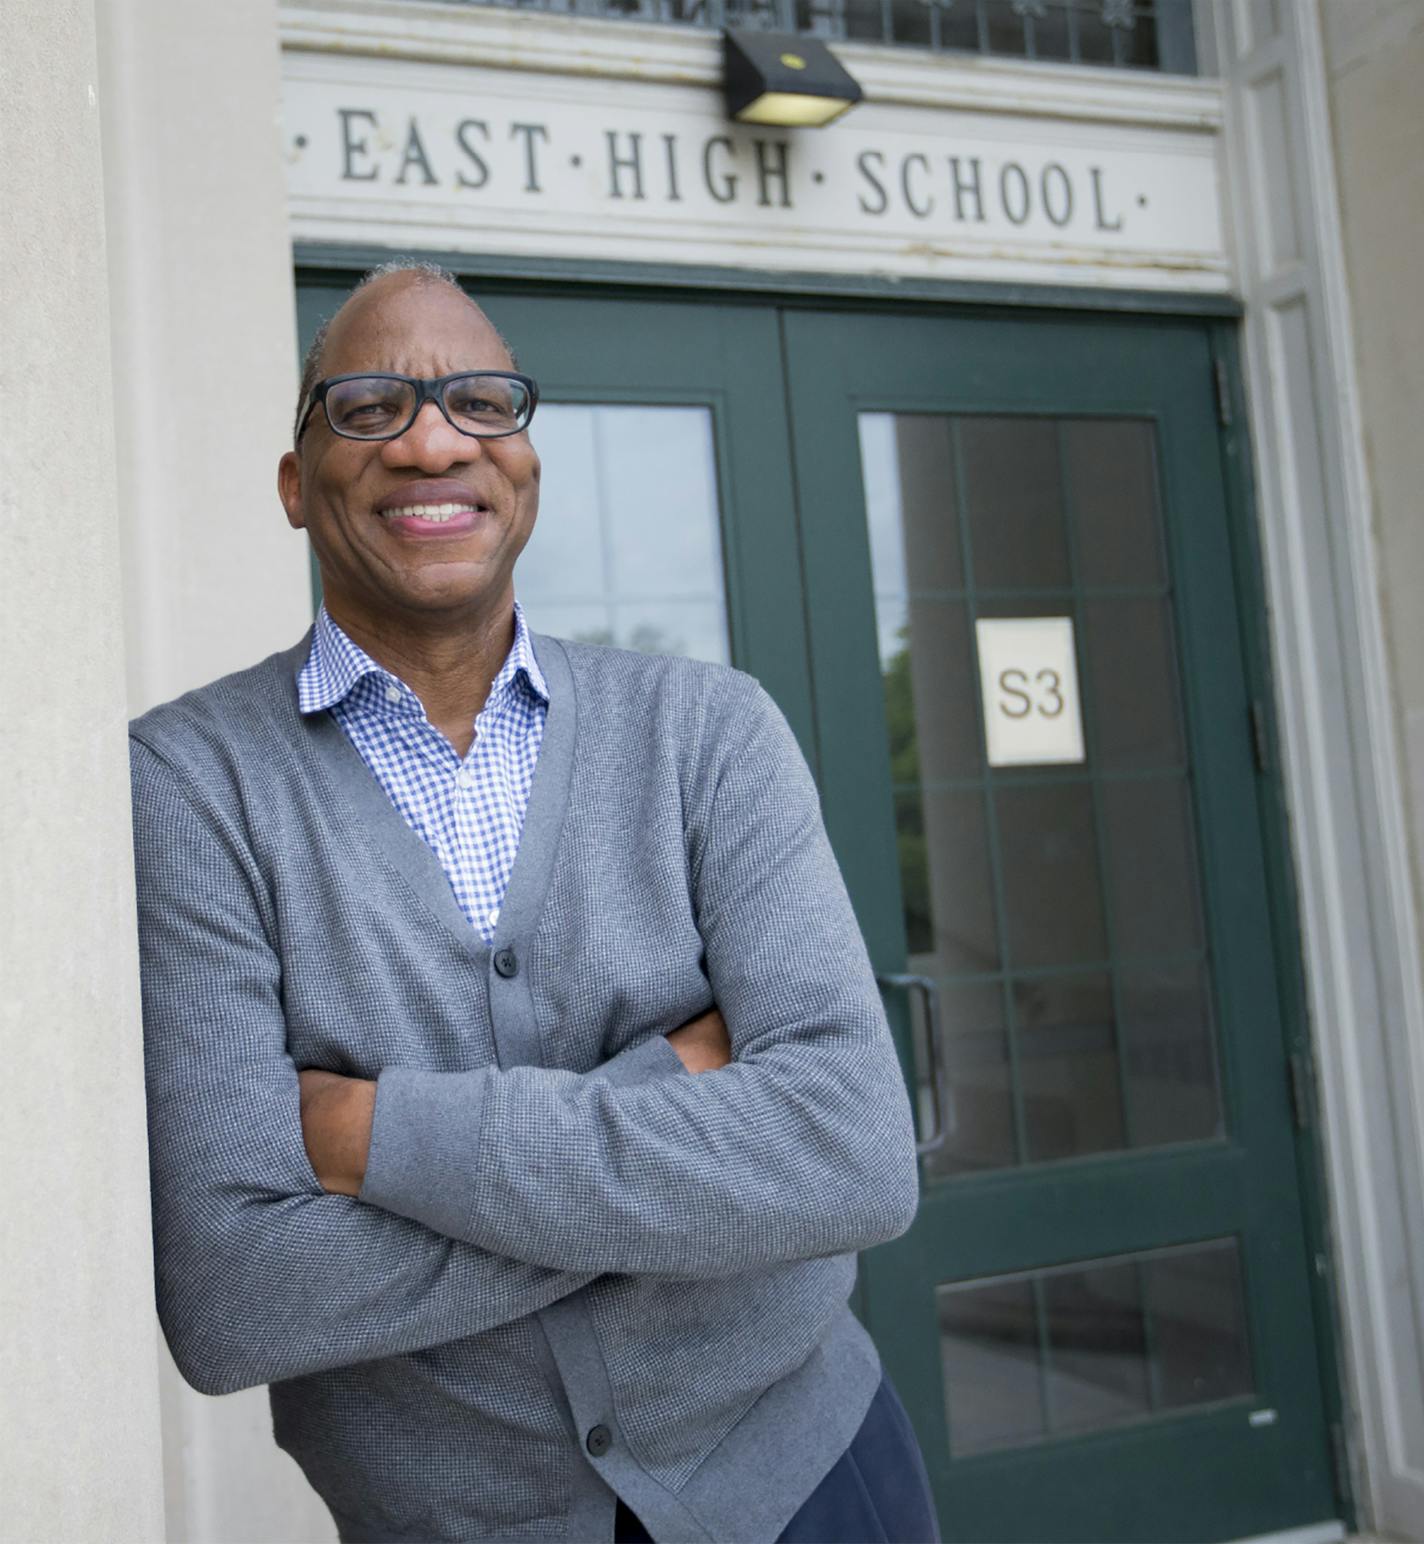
877, 972, 948, 1158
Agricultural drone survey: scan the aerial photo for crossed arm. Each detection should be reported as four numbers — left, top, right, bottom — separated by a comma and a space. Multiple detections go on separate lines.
296, 1008, 732, 1196
131, 676, 917, 1396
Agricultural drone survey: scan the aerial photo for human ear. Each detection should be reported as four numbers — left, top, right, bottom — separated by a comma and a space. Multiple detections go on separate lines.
278, 450, 306, 530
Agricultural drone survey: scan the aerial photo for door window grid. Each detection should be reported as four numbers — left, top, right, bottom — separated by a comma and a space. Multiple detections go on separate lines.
517, 402, 731, 665
862, 413, 1225, 1178
937, 1237, 1255, 1457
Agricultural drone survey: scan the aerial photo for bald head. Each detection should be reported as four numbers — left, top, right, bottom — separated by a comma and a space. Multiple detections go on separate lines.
293, 262, 514, 444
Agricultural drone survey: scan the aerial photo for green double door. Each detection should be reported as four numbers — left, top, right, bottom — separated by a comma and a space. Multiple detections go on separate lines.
298, 278, 1341, 1542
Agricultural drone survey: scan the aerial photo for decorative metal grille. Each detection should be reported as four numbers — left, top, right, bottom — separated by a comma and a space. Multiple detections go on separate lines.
421, 0, 1198, 73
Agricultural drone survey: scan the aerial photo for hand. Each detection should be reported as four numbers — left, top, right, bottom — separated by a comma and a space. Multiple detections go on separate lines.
298, 1069, 377, 1196
666, 1006, 731, 1074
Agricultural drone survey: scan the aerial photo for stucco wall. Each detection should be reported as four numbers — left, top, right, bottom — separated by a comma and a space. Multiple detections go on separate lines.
0, 1, 166, 1537
93, 2, 330, 1537
99, 0, 313, 719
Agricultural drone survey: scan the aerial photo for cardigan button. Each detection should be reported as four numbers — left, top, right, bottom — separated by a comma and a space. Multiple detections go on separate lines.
493, 948, 519, 979
585, 1424, 612, 1458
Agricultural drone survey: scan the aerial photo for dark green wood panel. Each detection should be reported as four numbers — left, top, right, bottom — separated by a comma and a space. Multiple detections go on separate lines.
781, 307, 1338, 1542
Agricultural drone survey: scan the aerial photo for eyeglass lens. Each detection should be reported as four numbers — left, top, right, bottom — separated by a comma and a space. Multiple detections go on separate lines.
324, 375, 533, 439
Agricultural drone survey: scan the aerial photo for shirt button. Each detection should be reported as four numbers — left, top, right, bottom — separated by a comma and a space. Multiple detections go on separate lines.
487, 909, 499, 930
384, 684, 402, 706
456, 766, 475, 789
493, 948, 518, 979
585, 1424, 612, 1458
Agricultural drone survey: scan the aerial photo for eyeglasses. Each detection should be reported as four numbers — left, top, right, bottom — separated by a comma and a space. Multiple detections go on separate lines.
296, 371, 539, 443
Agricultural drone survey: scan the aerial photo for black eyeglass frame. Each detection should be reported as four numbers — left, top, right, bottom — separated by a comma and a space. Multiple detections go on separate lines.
296, 370, 540, 444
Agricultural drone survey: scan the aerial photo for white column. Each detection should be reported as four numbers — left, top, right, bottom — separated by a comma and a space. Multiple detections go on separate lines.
1213, 0, 1424, 1535
98, 0, 314, 718
0, 1, 166, 1539
1318, 2, 1424, 1530
94, 2, 332, 1539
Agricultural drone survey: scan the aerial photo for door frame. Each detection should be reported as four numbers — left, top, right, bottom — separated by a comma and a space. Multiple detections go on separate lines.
294, 248, 1352, 1528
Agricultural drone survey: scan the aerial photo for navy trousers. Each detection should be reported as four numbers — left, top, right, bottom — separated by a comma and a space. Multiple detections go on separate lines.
614, 1374, 941, 1544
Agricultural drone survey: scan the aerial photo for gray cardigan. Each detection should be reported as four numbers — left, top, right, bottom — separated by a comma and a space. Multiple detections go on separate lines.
129, 630, 919, 1544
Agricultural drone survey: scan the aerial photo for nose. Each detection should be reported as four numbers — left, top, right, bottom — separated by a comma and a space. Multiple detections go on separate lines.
380, 399, 484, 471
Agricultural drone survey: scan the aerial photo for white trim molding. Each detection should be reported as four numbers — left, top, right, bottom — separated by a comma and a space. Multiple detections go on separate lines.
1213, 0, 1424, 1535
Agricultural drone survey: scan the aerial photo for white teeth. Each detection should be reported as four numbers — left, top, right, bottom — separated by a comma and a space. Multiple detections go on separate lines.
382, 502, 479, 523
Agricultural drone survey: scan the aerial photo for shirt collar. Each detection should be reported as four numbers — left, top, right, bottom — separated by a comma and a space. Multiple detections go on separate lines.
297, 600, 548, 716
497, 600, 549, 705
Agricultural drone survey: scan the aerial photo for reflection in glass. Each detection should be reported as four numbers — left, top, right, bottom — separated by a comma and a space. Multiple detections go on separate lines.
1015, 973, 1124, 1161
1146, 1239, 1253, 1407
924, 979, 1017, 1179
938, 1239, 1254, 1457
893, 417, 963, 591
519, 403, 729, 664
904, 601, 980, 781
996, 784, 1107, 969
1044, 1263, 1150, 1434
960, 416, 1070, 591
1064, 420, 1166, 588
860, 410, 1225, 1182
1120, 962, 1223, 1145
919, 787, 999, 973
1084, 597, 1186, 770
1103, 777, 1205, 958
940, 1275, 1046, 1456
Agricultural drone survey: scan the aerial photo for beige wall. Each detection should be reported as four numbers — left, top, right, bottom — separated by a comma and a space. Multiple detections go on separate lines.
1321, 0, 1424, 945
99, 0, 313, 719
94, 1, 327, 1537
1208, 1, 1424, 1531
0, 0, 166, 1538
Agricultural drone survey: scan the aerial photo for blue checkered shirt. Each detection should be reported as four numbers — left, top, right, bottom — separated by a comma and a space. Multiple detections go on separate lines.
296, 601, 548, 945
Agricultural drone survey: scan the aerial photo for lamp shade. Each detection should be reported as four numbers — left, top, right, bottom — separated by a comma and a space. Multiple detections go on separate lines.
722, 28, 863, 128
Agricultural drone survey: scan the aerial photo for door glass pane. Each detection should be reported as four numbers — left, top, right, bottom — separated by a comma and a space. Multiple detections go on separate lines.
919, 787, 998, 972
937, 1239, 1254, 1457
959, 417, 1071, 590
859, 411, 1224, 1179
1120, 961, 1224, 1145
931, 979, 1017, 1177
519, 404, 729, 664
1084, 598, 1186, 771
1064, 420, 1167, 588
1103, 776, 1206, 958
1015, 972, 1124, 1162
898, 600, 980, 782
995, 784, 1107, 969
1145, 1239, 1254, 1407
1043, 1261, 1151, 1434
939, 1274, 1046, 1455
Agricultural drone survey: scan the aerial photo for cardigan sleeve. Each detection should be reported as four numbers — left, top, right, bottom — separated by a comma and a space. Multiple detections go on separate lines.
130, 738, 676, 1396
358, 675, 921, 1276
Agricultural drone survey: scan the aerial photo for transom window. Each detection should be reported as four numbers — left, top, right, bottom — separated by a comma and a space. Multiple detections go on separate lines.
415, 0, 1198, 73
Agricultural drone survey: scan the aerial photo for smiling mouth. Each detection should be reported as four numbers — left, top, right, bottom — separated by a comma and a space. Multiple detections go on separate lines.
379, 501, 484, 524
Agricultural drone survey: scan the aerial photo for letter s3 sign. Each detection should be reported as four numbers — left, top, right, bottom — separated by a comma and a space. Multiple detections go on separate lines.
975, 616, 1086, 766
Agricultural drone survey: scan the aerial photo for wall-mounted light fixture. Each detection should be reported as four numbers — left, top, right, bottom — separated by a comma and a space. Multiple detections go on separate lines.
722, 28, 863, 128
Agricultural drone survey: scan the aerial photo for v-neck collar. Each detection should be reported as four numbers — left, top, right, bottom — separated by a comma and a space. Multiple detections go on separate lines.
286, 628, 578, 965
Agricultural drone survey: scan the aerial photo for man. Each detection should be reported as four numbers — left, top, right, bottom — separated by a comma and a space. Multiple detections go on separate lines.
130, 261, 936, 1544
